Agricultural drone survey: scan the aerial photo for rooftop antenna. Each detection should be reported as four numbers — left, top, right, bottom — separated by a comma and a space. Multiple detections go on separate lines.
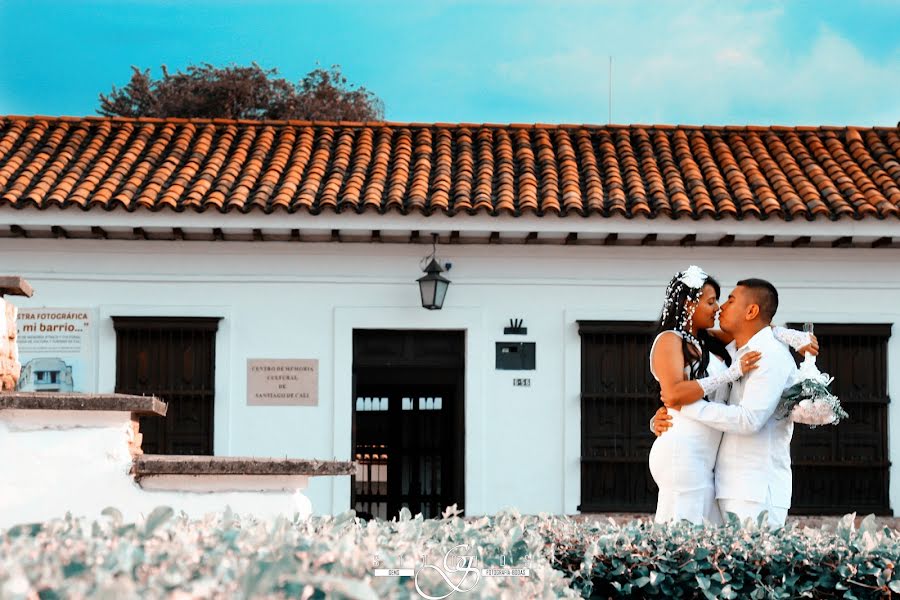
608, 56, 612, 124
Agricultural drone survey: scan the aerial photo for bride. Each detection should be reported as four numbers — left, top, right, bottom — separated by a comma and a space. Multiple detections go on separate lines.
648, 266, 815, 525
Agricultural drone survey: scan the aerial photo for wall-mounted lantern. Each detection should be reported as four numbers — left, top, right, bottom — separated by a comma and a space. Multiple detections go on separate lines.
417, 234, 451, 310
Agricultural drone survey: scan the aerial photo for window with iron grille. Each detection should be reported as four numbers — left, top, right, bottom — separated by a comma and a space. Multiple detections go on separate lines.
113, 317, 220, 455
787, 323, 891, 515
578, 321, 659, 512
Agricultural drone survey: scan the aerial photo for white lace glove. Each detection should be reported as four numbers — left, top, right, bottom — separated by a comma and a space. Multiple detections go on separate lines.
697, 359, 743, 397
772, 326, 812, 351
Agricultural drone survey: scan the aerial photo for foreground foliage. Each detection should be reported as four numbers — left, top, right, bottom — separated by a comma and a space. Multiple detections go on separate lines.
1, 507, 898, 598
556, 513, 900, 599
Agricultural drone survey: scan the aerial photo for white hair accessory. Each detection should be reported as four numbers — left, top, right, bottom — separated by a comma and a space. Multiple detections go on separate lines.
659, 265, 710, 354
679, 265, 707, 289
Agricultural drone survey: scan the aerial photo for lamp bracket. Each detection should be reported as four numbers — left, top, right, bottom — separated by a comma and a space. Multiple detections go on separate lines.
504, 318, 527, 335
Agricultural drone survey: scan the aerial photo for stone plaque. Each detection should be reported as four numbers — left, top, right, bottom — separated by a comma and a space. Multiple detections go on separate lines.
247, 359, 318, 406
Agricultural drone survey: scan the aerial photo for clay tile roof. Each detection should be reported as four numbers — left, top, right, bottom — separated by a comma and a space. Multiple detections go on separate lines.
0, 115, 898, 220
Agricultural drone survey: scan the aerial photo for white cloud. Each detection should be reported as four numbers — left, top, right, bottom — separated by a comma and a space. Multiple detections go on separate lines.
490, 3, 899, 125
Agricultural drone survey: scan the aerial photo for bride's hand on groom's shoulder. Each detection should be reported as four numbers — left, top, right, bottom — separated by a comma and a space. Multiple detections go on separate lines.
651, 406, 672, 437
741, 351, 763, 374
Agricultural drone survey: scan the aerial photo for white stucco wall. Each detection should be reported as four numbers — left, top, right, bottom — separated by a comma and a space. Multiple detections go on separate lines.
0, 409, 312, 529
1, 236, 898, 517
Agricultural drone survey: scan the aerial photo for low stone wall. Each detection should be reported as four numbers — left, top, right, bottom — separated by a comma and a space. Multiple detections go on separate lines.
0, 392, 355, 530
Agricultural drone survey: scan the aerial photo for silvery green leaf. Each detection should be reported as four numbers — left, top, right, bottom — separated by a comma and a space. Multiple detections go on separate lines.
142, 506, 173, 537
508, 525, 523, 544
101, 507, 123, 526
858, 514, 877, 536
332, 510, 356, 528
696, 574, 711, 590
837, 513, 856, 540
5, 522, 42, 538
62, 561, 87, 578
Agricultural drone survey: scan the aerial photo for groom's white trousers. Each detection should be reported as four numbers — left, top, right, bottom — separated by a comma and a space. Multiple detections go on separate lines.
719, 497, 788, 528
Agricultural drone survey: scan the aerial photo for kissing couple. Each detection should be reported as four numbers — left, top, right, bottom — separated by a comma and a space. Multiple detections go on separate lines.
648, 266, 818, 528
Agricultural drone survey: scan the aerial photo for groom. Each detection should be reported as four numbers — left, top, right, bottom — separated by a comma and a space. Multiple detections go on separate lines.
653, 279, 801, 528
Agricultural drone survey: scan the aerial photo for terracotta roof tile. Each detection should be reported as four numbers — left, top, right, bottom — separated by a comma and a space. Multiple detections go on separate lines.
634, 129, 669, 215
453, 128, 475, 213
598, 131, 627, 216
575, 129, 604, 215
407, 128, 432, 212
513, 129, 538, 214
0, 115, 898, 220
689, 130, 736, 217
653, 130, 692, 217
494, 129, 515, 214
616, 130, 649, 216
429, 128, 451, 213
534, 128, 561, 215
555, 129, 581, 215
336, 127, 368, 211
473, 128, 494, 213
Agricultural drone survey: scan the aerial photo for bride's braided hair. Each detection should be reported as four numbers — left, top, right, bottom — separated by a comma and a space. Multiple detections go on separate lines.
655, 267, 730, 381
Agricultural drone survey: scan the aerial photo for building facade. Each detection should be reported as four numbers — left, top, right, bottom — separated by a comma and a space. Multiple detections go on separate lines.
1, 117, 898, 517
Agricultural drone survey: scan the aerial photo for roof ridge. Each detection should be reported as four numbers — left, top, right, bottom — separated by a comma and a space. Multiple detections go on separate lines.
0, 115, 896, 132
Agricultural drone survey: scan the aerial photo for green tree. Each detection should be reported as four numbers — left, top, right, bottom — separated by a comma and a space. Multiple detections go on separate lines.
99, 63, 384, 121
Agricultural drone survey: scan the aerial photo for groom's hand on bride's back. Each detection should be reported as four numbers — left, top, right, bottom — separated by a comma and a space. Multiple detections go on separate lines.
651, 407, 672, 437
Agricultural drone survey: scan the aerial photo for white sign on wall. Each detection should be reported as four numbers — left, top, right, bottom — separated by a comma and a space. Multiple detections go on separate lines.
247, 359, 319, 406
16, 308, 96, 393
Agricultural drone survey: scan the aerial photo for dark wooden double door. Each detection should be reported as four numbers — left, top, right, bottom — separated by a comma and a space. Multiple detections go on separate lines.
579, 321, 891, 515
352, 330, 465, 520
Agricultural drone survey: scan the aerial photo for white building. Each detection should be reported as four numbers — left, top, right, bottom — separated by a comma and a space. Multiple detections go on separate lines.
1, 116, 897, 517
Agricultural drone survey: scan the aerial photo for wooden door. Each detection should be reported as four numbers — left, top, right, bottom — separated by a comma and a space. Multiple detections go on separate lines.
578, 321, 659, 512
352, 330, 465, 519
113, 317, 219, 455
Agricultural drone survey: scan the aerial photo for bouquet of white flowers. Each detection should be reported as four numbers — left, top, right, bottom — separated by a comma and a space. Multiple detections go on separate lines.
775, 352, 848, 427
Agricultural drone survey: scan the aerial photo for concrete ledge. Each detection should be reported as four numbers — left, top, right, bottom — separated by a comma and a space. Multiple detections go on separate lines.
0, 392, 167, 416
0, 276, 33, 297
135, 474, 311, 493
133, 455, 356, 480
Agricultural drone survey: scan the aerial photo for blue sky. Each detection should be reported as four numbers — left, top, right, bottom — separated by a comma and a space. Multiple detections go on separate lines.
0, 0, 897, 126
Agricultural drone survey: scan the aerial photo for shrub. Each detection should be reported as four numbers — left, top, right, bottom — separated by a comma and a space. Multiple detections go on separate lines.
1, 508, 898, 598
554, 513, 900, 599
0, 506, 575, 599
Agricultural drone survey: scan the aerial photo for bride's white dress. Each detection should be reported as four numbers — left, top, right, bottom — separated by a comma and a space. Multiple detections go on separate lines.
648, 331, 729, 525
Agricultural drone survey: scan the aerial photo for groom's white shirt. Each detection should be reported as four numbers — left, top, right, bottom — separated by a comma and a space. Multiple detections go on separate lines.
679, 326, 796, 508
